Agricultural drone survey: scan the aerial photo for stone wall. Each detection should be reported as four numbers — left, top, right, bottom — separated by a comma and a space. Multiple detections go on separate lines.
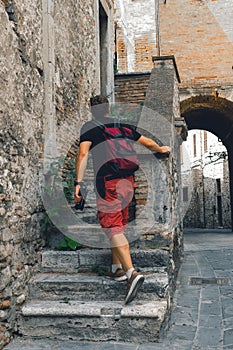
0, 2, 44, 347
114, 58, 187, 292
184, 165, 231, 229
140, 58, 185, 283
0, 0, 114, 347
222, 160, 231, 228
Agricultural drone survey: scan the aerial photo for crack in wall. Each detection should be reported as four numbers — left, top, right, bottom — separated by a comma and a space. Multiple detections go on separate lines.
3, 1, 43, 77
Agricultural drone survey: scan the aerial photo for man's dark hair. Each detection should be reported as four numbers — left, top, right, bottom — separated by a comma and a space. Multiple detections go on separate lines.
90, 95, 109, 119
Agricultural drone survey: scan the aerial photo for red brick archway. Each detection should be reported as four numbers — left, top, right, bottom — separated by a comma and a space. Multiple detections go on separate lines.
181, 95, 233, 231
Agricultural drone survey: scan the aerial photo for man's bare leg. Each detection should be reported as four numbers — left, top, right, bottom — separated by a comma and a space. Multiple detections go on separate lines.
110, 234, 134, 271
110, 233, 144, 304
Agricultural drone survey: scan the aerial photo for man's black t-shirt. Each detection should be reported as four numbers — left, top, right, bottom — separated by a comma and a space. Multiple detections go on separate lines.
80, 117, 141, 148
79, 116, 141, 178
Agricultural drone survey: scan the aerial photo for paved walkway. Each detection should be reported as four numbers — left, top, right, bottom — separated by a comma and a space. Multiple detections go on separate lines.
6, 228, 233, 350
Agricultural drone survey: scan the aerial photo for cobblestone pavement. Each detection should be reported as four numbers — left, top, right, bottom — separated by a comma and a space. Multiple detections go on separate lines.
6, 229, 233, 350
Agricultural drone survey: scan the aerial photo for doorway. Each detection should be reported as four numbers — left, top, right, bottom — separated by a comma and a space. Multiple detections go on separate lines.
181, 95, 233, 231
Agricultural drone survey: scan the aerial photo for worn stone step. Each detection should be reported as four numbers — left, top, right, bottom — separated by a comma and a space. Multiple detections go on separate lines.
5, 338, 153, 350
40, 248, 171, 274
48, 219, 171, 250
66, 224, 140, 248
28, 270, 169, 301
18, 299, 168, 343
46, 225, 171, 251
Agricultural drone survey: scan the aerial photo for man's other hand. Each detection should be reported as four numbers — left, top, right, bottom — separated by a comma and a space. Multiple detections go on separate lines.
74, 185, 82, 204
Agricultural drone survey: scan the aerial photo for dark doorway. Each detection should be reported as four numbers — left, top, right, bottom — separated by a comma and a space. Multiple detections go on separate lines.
99, 2, 108, 96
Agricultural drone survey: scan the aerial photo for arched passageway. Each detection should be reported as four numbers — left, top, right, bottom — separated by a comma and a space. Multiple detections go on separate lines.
181, 95, 233, 231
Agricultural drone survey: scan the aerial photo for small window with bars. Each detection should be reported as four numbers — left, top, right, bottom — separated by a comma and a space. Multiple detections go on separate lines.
193, 134, 197, 157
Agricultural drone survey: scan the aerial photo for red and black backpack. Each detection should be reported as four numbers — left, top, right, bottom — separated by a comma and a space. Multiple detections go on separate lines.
93, 119, 139, 178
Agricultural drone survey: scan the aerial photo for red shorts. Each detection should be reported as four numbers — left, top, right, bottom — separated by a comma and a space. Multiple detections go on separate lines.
96, 176, 135, 239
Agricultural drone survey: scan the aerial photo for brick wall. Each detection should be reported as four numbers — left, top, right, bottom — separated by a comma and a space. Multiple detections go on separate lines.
160, 0, 233, 88
115, 0, 233, 101
115, 72, 151, 104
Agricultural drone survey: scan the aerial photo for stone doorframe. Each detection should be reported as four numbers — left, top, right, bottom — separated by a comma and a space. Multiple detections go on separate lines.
94, 0, 115, 99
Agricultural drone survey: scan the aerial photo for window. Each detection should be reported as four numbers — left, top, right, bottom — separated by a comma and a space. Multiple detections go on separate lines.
193, 134, 197, 157
216, 178, 221, 193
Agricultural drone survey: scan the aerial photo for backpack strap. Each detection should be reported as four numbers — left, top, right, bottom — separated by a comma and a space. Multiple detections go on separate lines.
92, 119, 123, 138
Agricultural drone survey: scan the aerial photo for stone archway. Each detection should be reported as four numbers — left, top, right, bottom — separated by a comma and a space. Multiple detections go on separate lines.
181, 95, 233, 231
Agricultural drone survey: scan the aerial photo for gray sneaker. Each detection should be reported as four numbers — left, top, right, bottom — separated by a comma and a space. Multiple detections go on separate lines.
125, 270, 144, 304
105, 268, 127, 282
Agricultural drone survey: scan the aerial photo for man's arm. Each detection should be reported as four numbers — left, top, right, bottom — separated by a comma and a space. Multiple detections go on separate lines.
137, 135, 171, 153
74, 141, 92, 203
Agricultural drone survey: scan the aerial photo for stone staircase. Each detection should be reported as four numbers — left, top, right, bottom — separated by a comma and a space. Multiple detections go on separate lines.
6, 247, 172, 347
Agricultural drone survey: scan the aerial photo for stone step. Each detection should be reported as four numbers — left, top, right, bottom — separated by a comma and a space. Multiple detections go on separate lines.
47, 219, 171, 250
40, 248, 171, 274
5, 338, 159, 350
65, 225, 140, 248
28, 270, 169, 301
17, 299, 168, 343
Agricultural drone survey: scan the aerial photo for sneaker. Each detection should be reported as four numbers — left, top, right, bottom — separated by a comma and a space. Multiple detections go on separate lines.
105, 268, 127, 282
125, 270, 144, 304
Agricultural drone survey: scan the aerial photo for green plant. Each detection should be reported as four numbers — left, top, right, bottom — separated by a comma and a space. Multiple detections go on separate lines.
55, 236, 82, 251
41, 155, 80, 250
91, 263, 106, 276
61, 297, 70, 304
40, 213, 53, 234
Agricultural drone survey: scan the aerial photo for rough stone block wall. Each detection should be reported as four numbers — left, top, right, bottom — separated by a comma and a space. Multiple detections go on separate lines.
0, 1, 44, 347
0, 0, 110, 347
183, 167, 231, 229
204, 178, 219, 229
54, 0, 97, 124
142, 60, 185, 282
114, 59, 186, 292
183, 169, 203, 228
